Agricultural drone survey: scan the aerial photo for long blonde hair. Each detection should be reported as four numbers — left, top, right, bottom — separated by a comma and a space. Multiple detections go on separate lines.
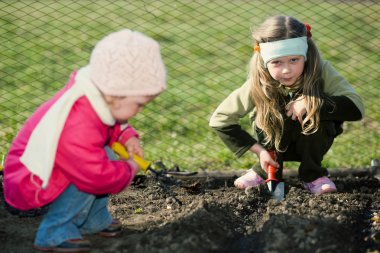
249, 15, 326, 151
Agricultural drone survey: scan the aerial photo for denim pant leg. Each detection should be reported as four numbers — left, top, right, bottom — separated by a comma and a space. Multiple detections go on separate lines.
34, 184, 96, 247
35, 147, 117, 246
78, 146, 116, 234
79, 195, 113, 235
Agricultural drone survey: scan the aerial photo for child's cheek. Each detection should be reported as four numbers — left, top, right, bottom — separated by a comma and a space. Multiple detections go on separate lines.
267, 67, 278, 81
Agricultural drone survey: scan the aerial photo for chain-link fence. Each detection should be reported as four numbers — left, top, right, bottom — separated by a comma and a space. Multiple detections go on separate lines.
1, 0, 379, 171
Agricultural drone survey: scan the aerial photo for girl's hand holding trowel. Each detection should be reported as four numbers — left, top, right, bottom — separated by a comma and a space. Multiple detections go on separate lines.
250, 143, 279, 172
117, 136, 143, 175
124, 136, 144, 158
249, 143, 285, 201
111, 141, 152, 174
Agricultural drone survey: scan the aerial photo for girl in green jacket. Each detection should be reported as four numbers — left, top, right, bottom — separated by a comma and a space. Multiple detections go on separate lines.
209, 15, 364, 195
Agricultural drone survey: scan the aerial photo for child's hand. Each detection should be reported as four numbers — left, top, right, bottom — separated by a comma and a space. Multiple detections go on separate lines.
124, 136, 144, 158
286, 96, 307, 123
123, 159, 139, 191
126, 158, 139, 175
250, 143, 279, 172
258, 149, 279, 173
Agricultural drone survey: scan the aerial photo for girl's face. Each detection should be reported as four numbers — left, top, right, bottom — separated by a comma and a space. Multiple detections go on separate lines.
105, 95, 156, 124
267, 55, 305, 87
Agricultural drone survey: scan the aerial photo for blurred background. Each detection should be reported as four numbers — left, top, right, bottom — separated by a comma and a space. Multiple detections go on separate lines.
1, 0, 379, 172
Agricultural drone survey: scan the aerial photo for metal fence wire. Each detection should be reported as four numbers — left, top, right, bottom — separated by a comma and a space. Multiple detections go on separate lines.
1, 0, 379, 171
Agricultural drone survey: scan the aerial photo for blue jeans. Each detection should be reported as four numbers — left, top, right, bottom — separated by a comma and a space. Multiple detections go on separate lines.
34, 147, 117, 247
34, 184, 113, 247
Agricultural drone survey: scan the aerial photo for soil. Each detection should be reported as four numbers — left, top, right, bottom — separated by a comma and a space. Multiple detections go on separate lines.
1, 167, 380, 253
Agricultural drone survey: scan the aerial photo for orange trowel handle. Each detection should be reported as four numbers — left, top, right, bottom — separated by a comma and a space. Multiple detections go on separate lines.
265, 150, 278, 182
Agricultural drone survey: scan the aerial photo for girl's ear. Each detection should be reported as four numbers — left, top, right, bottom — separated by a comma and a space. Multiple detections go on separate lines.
103, 95, 119, 108
113, 99, 123, 109
103, 95, 113, 104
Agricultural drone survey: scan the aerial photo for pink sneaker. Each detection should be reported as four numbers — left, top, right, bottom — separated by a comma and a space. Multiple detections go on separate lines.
304, 176, 337, 195
234, 169, 265, 189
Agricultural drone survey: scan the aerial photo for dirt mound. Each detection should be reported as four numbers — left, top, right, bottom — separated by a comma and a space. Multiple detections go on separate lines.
1, 168, 380, 252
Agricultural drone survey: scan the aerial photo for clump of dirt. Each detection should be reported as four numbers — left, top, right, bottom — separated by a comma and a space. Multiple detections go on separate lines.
1, 168, 380, 253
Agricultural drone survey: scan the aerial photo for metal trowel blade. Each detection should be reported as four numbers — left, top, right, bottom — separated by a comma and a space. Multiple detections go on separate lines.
267, 181, 285, 201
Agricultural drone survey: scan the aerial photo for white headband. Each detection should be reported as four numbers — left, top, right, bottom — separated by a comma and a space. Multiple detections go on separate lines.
259, 36, 308, 67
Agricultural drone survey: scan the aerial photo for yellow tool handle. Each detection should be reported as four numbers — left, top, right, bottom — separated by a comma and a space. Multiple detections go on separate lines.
111, 142, 151, 173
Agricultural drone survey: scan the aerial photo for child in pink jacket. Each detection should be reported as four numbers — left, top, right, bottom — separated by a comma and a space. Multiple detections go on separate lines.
3, 29, 166, 252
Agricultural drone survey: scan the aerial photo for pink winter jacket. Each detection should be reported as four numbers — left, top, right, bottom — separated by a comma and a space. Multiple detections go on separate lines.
4, 71, 138, 210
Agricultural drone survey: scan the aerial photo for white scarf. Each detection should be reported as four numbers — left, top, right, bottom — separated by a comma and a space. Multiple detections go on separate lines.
20, 66, 115, 188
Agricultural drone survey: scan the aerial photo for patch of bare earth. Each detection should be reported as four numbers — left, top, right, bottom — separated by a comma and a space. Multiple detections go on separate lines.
1, 167, 380, 252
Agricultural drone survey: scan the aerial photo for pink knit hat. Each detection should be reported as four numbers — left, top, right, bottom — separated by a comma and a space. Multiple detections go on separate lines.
89, 29, 167, 96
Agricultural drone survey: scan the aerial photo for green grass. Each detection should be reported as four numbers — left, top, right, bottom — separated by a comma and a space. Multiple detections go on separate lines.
0, 0, 379, 171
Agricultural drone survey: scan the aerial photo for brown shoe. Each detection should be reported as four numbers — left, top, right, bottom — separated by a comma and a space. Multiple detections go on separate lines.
98, 219, 122, 237
34, 238, 90, 252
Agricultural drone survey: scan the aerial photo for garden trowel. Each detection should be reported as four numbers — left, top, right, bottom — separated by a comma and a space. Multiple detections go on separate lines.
111, 142, 183, 205
111, 142, 154, 175
265, 151, 285, 201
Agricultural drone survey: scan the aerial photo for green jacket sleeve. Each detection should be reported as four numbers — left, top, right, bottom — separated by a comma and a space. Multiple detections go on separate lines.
212, 124, 257, 157
209, 80, 257, 157
321, 61, 365, 119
